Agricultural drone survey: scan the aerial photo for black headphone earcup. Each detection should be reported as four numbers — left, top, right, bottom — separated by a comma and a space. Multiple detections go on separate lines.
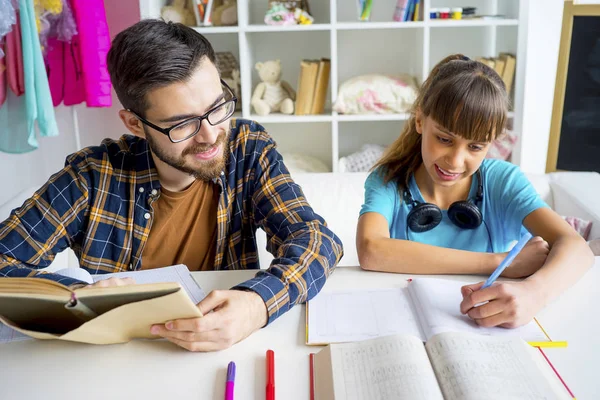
407, 204, 443, 232
448, 201, 483, 229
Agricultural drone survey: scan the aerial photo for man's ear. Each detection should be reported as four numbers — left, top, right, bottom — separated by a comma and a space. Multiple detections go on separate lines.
119, 110, 145, 138
415, 109, 424, 135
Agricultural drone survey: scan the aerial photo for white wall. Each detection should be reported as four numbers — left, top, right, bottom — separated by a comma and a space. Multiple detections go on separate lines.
512, 0, 565, 174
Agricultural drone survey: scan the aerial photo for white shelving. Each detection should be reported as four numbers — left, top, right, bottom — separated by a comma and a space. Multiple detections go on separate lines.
140, 0, 524, 173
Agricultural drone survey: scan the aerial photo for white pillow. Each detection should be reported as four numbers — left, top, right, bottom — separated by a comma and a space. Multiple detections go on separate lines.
333, 74, 418, 114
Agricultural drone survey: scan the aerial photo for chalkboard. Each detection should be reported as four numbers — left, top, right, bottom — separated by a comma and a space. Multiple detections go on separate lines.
547, 3, 600, 172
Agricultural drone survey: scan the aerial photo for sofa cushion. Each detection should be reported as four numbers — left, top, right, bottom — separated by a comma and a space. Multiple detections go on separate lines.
549, 171, 600, 240
256, 171, 555, 269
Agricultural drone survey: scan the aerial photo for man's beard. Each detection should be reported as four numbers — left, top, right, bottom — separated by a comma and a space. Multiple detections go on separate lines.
145, 128, 229, 181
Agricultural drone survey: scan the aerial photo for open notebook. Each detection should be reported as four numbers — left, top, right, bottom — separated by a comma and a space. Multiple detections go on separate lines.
311, 332, 573, 400
307, 277, 555, 347
0, 265, 206, 344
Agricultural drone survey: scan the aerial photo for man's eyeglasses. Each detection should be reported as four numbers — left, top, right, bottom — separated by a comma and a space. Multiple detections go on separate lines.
129, 79, 238, 143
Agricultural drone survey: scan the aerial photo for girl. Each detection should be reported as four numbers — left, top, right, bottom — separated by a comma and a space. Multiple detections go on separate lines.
356, 54, 594, 329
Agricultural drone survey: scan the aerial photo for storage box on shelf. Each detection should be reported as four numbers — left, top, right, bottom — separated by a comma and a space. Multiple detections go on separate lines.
139, 0, 523, 173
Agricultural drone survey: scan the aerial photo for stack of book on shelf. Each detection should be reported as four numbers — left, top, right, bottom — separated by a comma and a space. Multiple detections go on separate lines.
392, 0, 421, 22
476, 53, 517, 97
295, 58, 331, 115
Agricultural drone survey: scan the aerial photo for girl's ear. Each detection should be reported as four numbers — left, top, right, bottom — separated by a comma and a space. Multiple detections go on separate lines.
415, 110, 424, 135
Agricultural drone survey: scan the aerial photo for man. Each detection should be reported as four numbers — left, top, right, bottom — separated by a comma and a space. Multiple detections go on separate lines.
0, 20, 343, 351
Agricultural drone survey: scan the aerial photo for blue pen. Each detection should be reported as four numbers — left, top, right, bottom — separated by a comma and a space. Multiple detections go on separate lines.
225, 361, 235, 400
481, 232, 532, 289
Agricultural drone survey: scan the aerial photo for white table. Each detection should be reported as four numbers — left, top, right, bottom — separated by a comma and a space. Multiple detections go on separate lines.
1, 258, 599, 400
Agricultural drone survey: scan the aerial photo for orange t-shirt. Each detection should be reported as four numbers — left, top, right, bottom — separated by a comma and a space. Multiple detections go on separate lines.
142, 179, 219, 271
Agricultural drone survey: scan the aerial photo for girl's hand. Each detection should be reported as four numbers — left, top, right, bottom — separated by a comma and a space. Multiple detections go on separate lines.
459, 281, 544, 328
500, 236, 549, 278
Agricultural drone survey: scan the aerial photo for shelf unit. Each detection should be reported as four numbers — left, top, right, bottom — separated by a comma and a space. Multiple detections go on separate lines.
140, 0, 524, 173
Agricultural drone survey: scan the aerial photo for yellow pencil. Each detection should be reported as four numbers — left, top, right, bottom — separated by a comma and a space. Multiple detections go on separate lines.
528, 341, 568, 348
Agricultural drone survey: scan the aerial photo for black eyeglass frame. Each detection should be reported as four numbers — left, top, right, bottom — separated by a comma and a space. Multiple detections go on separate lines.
128, 79, 238, 143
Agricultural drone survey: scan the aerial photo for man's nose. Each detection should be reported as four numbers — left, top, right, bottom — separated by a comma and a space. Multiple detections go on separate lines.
193, 119, 219, 145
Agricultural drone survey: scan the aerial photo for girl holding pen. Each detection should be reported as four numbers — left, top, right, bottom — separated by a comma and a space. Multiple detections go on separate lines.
356, 54, 594, 329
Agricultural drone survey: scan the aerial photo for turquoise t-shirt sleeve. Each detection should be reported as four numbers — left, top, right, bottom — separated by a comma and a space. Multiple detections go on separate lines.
359, 170, 398, 227
487, 160, 549, 229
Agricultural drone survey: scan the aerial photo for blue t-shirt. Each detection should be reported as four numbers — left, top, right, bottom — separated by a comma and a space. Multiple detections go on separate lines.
359, 159, 549, 253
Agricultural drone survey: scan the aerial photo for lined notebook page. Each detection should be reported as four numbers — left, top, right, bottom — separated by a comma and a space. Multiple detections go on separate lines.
329, 334, 444, 400
426, 332, 571, 400
307, 288, 425, 345
408, 278, 548, 342
0, 265, 206, 343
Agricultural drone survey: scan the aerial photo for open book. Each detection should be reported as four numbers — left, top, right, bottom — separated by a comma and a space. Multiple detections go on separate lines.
0, 265, 205, 345
307, 278, 555, 346
311, 332, 573, 399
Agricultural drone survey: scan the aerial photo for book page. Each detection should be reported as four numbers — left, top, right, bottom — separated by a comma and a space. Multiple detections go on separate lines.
0, 268, 95, 343
53, 267, 94, 284
0, 322, 31, 343
307, 288, 425, 345
329, 334, 444, 400
426, 332, 571, 400
408, 278, 548, 342
0, 265, 206, 344
92, 264, 206, 304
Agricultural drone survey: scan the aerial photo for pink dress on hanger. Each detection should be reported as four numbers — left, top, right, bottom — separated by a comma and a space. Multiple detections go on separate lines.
0, 43, 6, 106
4, 12, 25, 97
69, 0, 111, 107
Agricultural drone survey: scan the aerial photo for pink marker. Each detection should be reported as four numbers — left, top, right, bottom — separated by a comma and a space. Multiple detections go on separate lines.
225, 361, 235, 400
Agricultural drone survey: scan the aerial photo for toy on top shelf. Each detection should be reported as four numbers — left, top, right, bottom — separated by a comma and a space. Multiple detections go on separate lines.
251, 60, 296, 116
264, 0, 313, 25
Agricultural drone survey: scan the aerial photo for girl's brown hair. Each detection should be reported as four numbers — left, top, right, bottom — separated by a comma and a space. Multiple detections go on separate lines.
373, 54, 509, 189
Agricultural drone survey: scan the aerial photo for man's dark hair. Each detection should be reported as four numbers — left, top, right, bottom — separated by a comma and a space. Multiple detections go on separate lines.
107, 19, 216, 115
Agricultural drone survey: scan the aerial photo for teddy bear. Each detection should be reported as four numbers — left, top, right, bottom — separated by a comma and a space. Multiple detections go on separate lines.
251, 60, 296, 116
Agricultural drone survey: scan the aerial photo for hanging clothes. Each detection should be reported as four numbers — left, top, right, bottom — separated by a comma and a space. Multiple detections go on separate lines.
0, 0, 58, 153
35, 0, 63, 54
0, 0, 17, 58
45, 0, 78, 106
69, 0, 111, 107
4, 14, 24, 96
0, 45, 5, 106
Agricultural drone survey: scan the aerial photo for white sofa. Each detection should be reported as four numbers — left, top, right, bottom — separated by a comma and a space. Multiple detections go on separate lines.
258, 171, 600, 268
2, 171, 599, 271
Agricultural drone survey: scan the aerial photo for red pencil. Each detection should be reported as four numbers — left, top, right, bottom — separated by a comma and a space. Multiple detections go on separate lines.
266, 350, 275, 400
537, 348, 575, 399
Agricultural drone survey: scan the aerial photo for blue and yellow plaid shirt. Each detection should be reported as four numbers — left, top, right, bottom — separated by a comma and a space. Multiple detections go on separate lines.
0, 119, 343, 324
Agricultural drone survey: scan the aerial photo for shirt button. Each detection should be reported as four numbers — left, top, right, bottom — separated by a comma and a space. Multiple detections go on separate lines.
144, 212, 151, 220
128, 263, 134, 271
139, 187, 144, 193
151, 189, 158, 196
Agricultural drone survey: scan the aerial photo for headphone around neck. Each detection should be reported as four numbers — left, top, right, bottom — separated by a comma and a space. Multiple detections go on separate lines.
404, 169, 484, 233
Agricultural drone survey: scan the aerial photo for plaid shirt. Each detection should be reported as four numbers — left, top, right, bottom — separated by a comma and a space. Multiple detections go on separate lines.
0, 119, 343, 324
